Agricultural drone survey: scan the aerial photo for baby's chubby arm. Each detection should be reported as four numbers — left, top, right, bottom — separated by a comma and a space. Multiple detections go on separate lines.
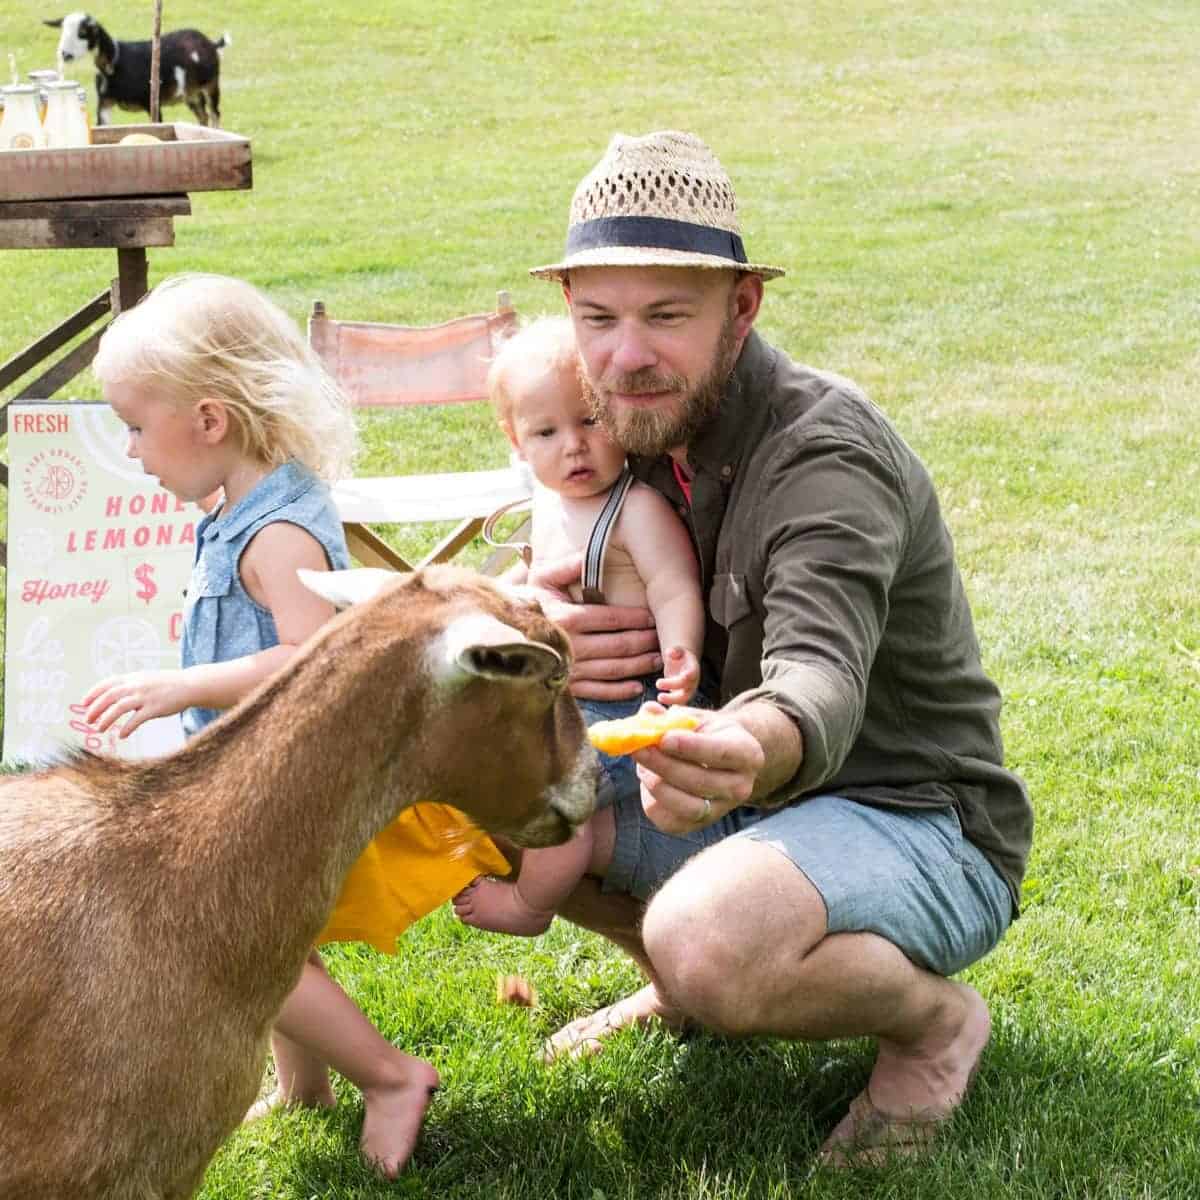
83, 522, 336, 737
618, 483, 704, 704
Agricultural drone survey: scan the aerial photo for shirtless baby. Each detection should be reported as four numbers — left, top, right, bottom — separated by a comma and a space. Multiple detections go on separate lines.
453, 316, 704, 936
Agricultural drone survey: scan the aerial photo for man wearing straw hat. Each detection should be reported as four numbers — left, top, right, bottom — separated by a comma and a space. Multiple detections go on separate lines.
525, 130, 1032, 1167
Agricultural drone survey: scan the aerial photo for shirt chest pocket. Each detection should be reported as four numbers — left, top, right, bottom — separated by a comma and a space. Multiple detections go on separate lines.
709, 571, 768, 700
709, 571, 752, 630
182, 554, 234, 667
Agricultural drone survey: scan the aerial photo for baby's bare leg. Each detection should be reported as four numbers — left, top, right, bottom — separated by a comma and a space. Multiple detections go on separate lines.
454, 821, 595, 936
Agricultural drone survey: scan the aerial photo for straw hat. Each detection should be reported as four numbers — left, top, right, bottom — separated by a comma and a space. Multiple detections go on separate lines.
530, 130, 784, 281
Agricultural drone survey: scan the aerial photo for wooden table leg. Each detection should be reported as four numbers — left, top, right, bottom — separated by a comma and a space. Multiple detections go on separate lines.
115, 246, 149, 312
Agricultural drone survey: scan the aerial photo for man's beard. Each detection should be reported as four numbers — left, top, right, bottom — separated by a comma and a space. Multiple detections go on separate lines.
581, 313, 741, 458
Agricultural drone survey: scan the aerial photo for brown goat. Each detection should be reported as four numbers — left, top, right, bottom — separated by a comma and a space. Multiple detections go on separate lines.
0, 565, 596, 1200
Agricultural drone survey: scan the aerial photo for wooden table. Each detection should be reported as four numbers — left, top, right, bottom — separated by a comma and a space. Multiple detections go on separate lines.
0, 123, 251, 565
0, 193, 193, 566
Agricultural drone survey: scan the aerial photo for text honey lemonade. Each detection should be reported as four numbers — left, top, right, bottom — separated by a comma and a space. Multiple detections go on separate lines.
63, 491, 198, 554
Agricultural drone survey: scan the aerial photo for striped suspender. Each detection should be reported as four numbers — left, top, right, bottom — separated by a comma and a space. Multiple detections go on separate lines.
580, 467, 636, 605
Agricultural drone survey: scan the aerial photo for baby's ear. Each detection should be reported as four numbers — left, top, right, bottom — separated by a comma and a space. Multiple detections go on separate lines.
500, 420, 522, 454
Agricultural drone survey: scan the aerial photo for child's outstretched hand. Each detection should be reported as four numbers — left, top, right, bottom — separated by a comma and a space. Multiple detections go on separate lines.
657, 645, 700, 706
82, 670, 191, 738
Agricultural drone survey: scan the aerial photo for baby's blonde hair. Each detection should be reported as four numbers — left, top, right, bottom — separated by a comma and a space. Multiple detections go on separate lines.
487, 315, 579, 435
93, 274, 356, 481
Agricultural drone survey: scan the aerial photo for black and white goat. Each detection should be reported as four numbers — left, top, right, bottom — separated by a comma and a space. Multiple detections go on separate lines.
44, 12, 229, 127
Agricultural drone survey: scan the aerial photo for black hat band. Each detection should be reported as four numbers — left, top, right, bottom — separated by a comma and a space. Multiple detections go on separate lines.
565, 215, 748, 263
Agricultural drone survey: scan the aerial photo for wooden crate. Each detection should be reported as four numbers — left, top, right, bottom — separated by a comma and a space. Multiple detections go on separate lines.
0, 123, 251, 203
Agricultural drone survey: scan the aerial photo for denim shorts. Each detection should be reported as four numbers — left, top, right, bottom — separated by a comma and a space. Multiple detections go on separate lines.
607, 792, 1014, 977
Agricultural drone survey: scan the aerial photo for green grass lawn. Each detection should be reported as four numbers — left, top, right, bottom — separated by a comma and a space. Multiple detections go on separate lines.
2, 1, 1199, 1196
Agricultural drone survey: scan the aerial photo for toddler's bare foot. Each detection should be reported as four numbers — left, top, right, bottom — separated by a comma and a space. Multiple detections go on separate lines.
360, 1058, 440, 1179
242, 1082, 336, 1124
453, 877, 554, 937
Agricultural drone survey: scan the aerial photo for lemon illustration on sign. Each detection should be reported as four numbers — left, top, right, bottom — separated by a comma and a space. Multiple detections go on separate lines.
119, 132, 162, 145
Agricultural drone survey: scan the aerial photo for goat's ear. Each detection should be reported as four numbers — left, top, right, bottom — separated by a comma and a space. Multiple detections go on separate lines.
297, 567, 401, 609
441, 613, 564, 684
44, 17, 64, 27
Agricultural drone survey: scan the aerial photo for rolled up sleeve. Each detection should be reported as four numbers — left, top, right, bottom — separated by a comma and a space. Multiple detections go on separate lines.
724, 428, 911, 802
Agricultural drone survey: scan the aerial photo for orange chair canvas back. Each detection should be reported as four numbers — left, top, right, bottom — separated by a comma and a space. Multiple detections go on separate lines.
308, 297, 519, 408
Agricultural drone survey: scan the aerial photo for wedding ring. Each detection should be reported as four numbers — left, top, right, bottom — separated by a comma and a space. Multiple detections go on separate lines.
697, 796, 713, 824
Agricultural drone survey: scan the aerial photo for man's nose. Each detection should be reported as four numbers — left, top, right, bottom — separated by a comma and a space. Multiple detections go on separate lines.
609, 323, 657, 375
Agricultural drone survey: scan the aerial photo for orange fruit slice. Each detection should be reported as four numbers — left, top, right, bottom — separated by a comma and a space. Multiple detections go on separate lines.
587, 709, 700, 756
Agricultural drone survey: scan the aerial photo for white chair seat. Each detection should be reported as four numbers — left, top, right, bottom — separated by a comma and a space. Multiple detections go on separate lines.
331, 465, 531, 526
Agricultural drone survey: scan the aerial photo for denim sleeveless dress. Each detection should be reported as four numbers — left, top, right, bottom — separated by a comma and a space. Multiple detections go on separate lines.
180, 460, 349, 737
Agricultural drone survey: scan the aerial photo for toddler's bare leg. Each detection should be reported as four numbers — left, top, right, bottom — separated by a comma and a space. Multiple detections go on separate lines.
248, 952, 438, 1178
245, 1029, 338, 1119
245, 952, 336, 1119
454, 821, 594, 936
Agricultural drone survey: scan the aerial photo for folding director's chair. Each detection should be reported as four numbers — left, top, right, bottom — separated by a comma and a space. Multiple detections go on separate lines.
309, 292, 531, 573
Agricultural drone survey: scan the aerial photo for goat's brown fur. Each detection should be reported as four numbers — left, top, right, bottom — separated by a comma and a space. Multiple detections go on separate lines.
0, 566, 595, 1199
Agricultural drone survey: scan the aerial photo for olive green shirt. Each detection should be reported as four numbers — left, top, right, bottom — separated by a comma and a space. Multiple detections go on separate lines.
627, 331, 1033, 907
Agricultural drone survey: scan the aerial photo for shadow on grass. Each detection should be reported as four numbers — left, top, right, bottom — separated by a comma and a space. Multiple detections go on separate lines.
219, 1017, 1200, 1200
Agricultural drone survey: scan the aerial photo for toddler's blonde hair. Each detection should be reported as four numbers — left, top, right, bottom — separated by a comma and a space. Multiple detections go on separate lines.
93, 274, 356, 481
487, 315, 579, 435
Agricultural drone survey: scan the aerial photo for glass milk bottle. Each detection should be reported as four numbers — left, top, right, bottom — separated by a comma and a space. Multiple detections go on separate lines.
0, 85, 46, 151
42, 79, 90, 147
76, 84, 92, 135
28, 69, 60, 122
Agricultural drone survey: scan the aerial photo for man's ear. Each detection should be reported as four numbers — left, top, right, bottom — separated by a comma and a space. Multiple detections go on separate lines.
561, 279, 572, 308
731, 272, 764, 340
193, 398, 231, 445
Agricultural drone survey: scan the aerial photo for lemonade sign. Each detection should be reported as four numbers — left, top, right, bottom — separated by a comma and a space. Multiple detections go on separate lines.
4, 402, 199, 765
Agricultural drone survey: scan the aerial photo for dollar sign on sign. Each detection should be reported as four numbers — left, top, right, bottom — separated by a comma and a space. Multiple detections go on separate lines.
133, 562, 158, 605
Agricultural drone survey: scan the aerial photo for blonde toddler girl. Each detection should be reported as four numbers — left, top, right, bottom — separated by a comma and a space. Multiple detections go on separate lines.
83, 273, 507, 1177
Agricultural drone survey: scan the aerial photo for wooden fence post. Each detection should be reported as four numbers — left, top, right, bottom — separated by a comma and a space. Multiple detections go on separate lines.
150, 1, 163, 122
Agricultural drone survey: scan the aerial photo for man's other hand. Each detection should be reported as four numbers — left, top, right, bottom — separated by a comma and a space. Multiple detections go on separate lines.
528, 553, 661, 700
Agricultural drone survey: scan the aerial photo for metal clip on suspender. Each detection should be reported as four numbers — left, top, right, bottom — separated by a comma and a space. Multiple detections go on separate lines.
481, 497, 534, 567
483, 466, 635, 595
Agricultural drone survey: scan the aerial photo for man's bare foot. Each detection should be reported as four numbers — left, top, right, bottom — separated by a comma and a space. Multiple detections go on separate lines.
817, 982, 991, 1168
359, 1058, 440, 1180
542, 982, 688, 1062
868, 981, 990, 1118
453, 877, 554, 937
